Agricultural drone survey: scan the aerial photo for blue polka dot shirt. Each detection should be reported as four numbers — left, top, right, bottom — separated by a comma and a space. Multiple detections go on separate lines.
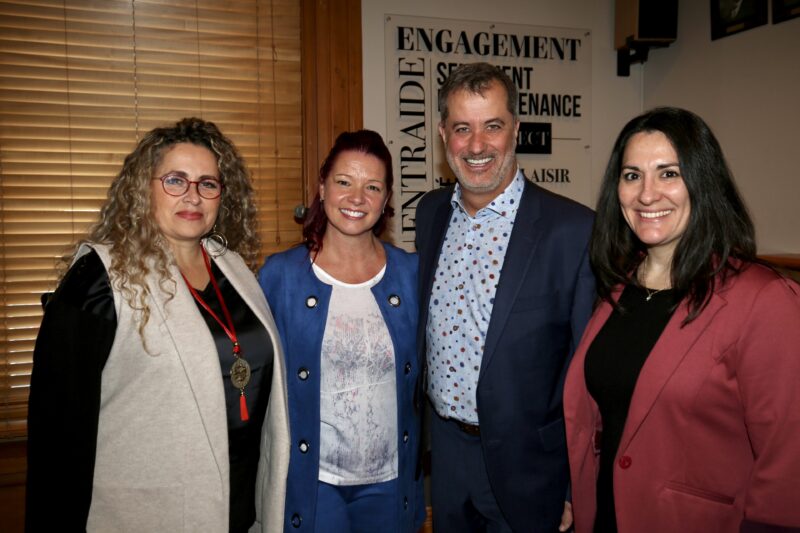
426, 170, 524, 424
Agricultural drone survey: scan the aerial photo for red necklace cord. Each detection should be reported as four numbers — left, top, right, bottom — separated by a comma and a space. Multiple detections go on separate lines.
181, 246, 250, 421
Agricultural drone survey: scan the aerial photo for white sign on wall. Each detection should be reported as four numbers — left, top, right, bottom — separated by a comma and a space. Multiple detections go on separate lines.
384, 14, 592, 248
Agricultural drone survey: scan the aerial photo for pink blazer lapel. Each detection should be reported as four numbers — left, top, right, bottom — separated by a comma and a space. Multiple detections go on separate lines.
617, 293, 728, 454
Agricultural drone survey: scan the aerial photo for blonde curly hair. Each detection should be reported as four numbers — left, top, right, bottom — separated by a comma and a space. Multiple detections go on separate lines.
65, 117, 261, 333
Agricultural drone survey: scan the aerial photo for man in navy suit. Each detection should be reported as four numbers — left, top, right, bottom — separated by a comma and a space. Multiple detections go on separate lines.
416, 62, 595, 532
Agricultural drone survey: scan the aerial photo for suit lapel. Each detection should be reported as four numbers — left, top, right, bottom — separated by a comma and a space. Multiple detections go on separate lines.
480, 182, 543, 378
418, 198, 454, 347
617, 292, 728, 453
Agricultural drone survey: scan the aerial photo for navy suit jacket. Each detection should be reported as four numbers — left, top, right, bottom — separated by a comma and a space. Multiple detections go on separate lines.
416, 178, 595, 532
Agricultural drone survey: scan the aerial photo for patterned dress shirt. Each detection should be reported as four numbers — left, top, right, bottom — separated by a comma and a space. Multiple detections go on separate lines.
426, 169, 524, 424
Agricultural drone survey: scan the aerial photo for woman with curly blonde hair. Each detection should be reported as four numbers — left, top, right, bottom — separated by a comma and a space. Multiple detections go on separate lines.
26, 117, 290, 532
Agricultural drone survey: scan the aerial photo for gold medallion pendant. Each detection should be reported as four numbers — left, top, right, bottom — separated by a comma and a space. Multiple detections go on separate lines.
231, 357, 251, 390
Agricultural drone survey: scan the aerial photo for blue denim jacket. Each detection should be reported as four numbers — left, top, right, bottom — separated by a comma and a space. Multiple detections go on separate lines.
258, 242, 424, 532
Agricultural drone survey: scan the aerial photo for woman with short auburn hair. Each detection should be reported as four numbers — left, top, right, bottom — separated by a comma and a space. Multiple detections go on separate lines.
259, 130, 424, 532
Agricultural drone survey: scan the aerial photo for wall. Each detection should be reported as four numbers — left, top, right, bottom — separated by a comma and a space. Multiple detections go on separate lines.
643, 1, 800, 253
361, 0, 644, 216
363, 1, 800, 254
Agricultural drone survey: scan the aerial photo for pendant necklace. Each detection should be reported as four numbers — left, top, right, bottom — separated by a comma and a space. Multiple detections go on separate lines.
640, 255, 669, 302
644, 287, 666, 301
182, 246, 251, 421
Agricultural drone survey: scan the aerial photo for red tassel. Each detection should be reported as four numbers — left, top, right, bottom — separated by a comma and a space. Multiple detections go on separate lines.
239, 392, 250, 421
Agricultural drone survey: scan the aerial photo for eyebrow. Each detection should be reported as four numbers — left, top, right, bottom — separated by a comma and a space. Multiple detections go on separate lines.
160, 170, 220, 180
333, 173, 385, 184
621, 162, 680, 171
450, 117, 507, 128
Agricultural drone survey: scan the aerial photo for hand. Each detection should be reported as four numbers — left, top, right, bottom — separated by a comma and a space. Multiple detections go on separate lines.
559, 501, 573, 532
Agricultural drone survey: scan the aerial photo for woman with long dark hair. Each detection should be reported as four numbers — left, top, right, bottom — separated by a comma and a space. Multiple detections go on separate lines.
564, 107, 800, 532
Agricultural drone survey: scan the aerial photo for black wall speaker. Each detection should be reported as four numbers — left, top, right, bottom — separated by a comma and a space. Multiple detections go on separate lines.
616, 0, 678, 50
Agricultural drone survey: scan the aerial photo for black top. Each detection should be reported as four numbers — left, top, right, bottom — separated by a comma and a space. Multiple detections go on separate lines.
193, 259, 274, 533
584, 285, 679, 533
25, 250, 273, 533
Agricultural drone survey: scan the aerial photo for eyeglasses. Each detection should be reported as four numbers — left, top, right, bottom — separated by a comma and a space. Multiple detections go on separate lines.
154, 173, 224, 199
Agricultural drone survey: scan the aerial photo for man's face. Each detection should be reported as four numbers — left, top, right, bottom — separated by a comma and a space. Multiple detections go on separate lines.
438, 81, 519, 210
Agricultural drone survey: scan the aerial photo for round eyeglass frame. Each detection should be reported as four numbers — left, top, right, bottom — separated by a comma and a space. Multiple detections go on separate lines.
153, 173, 224, 199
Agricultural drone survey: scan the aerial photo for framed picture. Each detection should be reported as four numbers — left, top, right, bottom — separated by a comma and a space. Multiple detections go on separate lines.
773, 0, 800, 23
710, 0, 768, 40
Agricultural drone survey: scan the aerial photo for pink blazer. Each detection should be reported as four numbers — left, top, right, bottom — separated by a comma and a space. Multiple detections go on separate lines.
564, 264, 800, 532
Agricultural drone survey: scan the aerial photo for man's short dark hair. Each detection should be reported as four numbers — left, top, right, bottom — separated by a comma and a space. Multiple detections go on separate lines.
438, 62, 518, 123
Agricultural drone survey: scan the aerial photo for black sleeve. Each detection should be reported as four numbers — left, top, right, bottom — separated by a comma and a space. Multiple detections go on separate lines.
25, 250, 117, 532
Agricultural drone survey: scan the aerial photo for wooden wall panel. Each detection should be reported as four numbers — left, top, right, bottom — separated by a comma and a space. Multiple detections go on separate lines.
301, 0, 363, 204
0, 441, 26, 532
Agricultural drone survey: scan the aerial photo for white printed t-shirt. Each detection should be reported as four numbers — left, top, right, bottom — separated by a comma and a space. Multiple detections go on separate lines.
313, 262, 398, 486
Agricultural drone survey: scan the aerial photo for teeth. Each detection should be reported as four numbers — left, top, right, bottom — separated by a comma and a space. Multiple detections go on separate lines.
341, 208, 365, 218
465, 156, 492, 165
641, 210, 671, 219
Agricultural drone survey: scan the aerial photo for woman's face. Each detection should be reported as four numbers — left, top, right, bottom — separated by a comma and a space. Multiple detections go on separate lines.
319, 150, 388, 241
618, 131, 691, 259
150, 143, 221, 251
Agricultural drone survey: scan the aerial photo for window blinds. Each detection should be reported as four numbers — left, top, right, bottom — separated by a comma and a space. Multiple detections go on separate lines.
0, 0, 302, 439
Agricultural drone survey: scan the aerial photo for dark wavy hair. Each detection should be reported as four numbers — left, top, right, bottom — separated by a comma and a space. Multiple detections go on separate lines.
438, 62, 518, 123
591, 107, 756, 323
302, 129, 394, 253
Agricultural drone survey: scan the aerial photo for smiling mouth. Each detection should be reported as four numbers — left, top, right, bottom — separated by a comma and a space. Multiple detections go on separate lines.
340, 208, 366, 218
640, 210, 672, 219
464, 155, 494, 166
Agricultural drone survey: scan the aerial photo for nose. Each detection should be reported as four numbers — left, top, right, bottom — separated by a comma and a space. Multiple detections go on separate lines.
183, 182, 203, 204
348, 184, 366, 204
467, 131, 487, 154
637, 175, 661, 205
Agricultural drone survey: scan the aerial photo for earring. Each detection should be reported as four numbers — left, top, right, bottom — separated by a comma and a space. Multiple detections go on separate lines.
205, 224, 228, 257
